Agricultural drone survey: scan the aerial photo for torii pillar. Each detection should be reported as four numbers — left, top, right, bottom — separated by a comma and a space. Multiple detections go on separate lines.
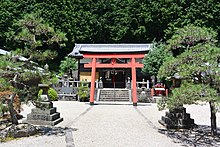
90, 58, 96, 105
131, 57, 138, 106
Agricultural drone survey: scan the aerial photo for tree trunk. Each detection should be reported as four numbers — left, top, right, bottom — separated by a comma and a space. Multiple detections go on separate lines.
8, 93, 18, 125
209, 101, 217, 136
8, 74, 19, 125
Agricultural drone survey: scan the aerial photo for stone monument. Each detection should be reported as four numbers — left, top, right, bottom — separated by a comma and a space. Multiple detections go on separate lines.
126, 77, 131, 89
24, 84, 63, 126
158, 106, 195, 129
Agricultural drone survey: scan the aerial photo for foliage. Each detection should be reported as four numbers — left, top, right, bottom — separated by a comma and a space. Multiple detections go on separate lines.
77, 82, 89, 102
0, 6, 66, 124
158, 24, 220, 135
59, 57, 77, 76
0, 91, 22, 120
41, 73, 59, 86
158, 24, 220, 80
1, 0, 220, 64
0, 78, 12, 92
166, 24, 218, 56
0, 0, 220, 73
0, 49, 56, 124
142, 43, 172, 76
38, 88, 58, 101
37, 89, 43, 101
12, 13, 67, 63
165, 82, 219, 109
0, 102, 9, 117
48, 88, 58, 101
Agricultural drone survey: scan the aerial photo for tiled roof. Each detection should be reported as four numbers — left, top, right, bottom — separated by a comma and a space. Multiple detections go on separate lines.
69, 44, 152, 57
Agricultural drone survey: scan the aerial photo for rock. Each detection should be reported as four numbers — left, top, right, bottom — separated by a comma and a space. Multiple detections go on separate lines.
8, 123, 37, 138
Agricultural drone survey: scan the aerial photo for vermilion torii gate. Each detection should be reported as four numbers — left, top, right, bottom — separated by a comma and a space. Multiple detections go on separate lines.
83, 53, 145, 106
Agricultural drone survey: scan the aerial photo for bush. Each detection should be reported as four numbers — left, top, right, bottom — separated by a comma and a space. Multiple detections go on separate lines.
38, 88, 58, 101
48, 88, 58, 101
0, 102, 9, 117
78, 82, 89, 102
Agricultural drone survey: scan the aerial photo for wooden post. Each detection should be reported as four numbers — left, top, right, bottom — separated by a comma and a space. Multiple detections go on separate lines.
131, 58, 137, 106
165, 89, 168, 97
90, 58, 96, 105
151, 88, 154, 97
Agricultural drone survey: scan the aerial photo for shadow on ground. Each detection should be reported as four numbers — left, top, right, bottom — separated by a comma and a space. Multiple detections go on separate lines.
37, 126, 78, 136
158, 125, 220, 147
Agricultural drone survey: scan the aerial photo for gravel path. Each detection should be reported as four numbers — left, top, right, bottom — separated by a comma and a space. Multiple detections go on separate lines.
72, 104, 181, 147
1, 101, 219, 147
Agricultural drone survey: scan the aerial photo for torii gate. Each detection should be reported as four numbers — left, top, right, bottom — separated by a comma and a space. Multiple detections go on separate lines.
83, 53, 145, 106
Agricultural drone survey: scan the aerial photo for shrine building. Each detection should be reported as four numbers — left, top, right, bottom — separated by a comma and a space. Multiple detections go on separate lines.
68, 44, 152, 106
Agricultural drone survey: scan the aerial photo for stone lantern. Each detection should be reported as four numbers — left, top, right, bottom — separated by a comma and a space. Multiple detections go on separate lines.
37, 84, 52, 109
24, 84, 63, 126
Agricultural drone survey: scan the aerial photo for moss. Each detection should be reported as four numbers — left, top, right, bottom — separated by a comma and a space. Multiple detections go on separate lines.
0, 137, 16, 142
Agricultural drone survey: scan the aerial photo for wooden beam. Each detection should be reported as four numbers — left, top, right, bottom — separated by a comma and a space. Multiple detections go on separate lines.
83, 54, 145, 59
84, 62, 143, 68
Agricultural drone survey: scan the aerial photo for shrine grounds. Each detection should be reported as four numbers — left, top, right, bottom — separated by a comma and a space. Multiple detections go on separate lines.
1, 101, 220, 147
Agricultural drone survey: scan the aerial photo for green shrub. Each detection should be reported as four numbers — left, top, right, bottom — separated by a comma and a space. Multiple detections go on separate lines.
0, 102, 9, 117
78, 82, 89, 102
38, 89, 43, 99
48, 88, 58, 101
38, 88, 58, 101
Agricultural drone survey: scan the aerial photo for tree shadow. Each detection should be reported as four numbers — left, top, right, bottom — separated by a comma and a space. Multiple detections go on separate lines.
37, 126, 78, 136
158, 125, 220, 147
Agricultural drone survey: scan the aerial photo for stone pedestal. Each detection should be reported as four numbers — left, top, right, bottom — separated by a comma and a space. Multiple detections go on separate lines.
24, 84, 63, 126
158, 106, 195, 129
25, 106, 63, 126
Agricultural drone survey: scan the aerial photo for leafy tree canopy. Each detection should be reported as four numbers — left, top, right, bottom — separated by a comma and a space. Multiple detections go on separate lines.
12, 13, 67, 64
59, 57, 77, 77
1, 0, 220, 72
142, 43, 172, 76
158, 24, 220, 135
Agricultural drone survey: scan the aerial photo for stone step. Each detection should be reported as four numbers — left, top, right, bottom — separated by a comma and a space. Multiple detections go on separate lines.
100, 95, 129, 98
31, 107, 57, 115
100, 97, 129, 100
99, 96, 129, 98
99, 95, 129, 98
99, 99, 129, 102
27, 112, 60, 121
99, 97, 129, 100
99, 89, 129, 102
25, 117, 64, 126
100, 92, 129, 94
100, 93, 129, 96
53, 117, 64, 126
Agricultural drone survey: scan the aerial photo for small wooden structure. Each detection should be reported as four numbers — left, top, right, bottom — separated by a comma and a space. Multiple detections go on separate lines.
151, 83, 168, 97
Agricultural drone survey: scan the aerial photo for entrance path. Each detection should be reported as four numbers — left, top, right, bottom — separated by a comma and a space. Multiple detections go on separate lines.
5, 101, 211, 147
66, 103, 182, 147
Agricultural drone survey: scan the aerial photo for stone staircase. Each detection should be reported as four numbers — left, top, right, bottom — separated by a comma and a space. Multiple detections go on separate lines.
98, 89, 130, 102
